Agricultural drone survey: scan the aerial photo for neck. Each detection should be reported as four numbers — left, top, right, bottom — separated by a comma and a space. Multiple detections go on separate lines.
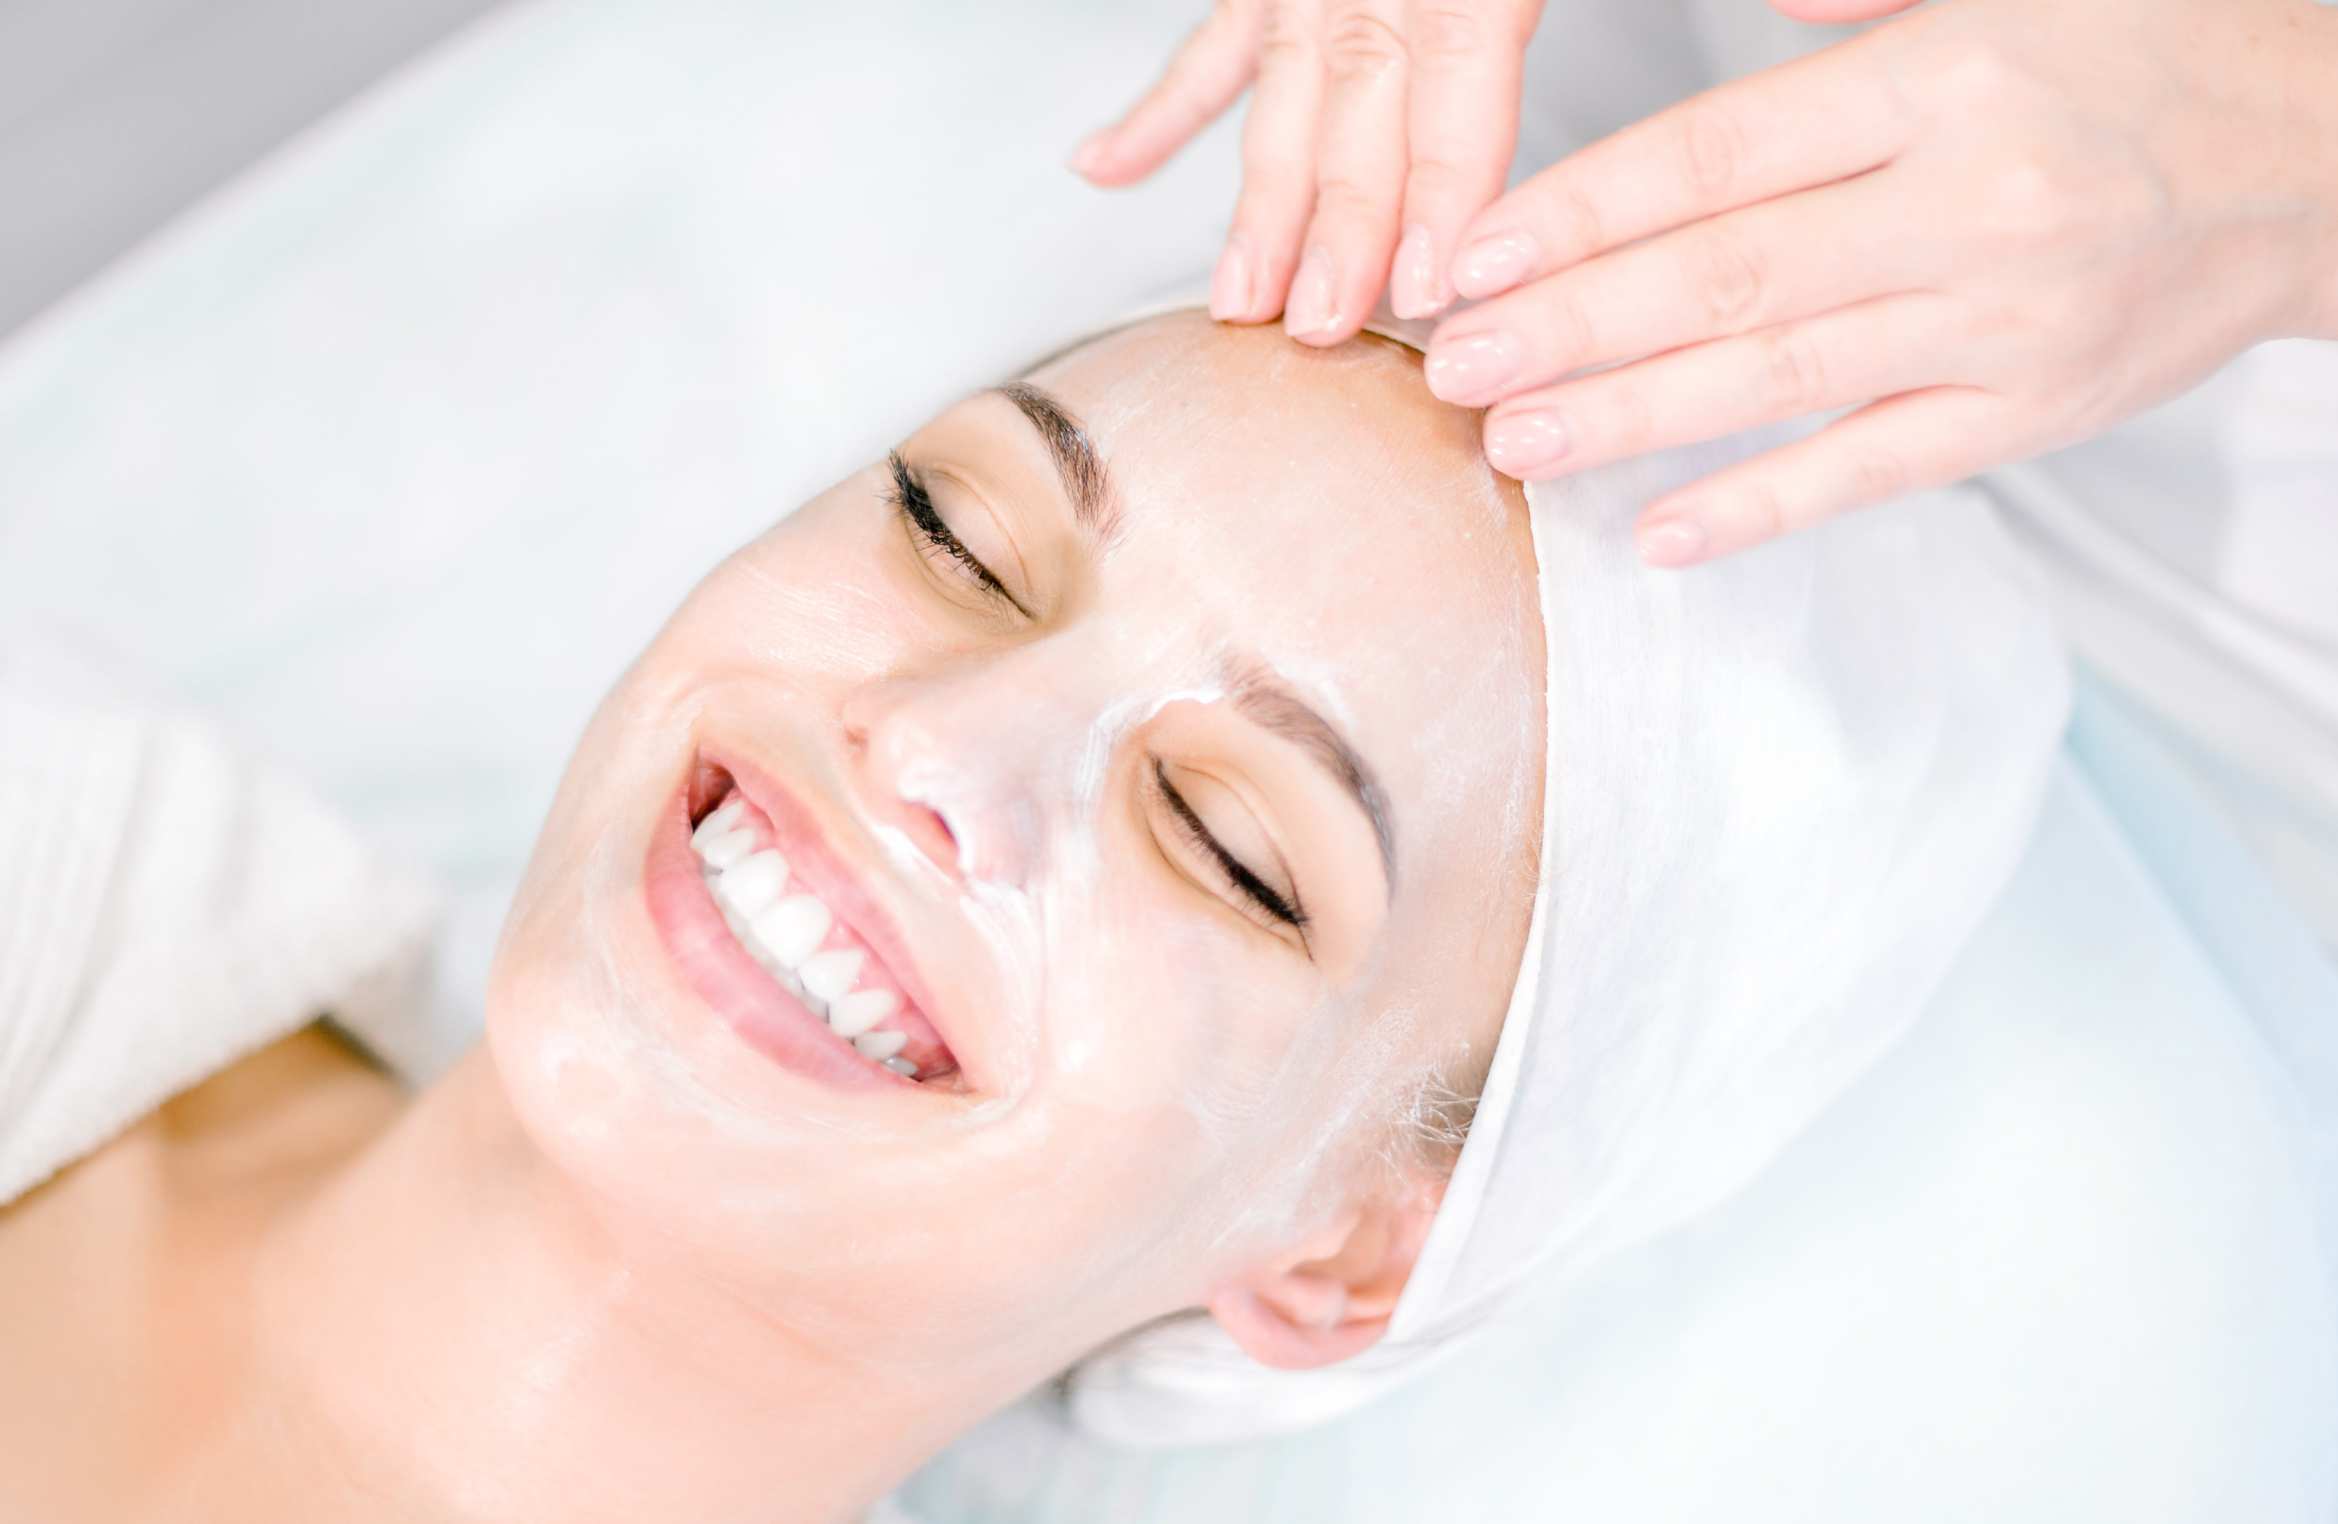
188, 1053, 1022, 1524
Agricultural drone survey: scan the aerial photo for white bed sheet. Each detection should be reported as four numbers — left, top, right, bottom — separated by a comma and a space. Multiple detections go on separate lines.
0, 0, 1245, 1070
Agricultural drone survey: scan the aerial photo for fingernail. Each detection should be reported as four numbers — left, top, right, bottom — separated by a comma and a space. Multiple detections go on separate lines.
1637, 514, 1710, 568
1069, 130, 1109, 179
1389, 223, 1448, 319
1453, 230, 1539, 300
1423, 330, 1521, 404
1483, 410, 1572, 476
1283, 246, 1340, 339
1210, 233, 1254, 321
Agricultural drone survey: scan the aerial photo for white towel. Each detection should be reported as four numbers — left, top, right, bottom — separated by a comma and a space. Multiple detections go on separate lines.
0, 642, 441, 1205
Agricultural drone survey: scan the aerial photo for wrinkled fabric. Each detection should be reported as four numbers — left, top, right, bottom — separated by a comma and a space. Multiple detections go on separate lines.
1068, 401, 2069, 1441
0, 643, 440, 1205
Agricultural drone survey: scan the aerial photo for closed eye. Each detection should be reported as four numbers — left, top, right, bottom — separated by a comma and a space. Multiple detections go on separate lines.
888, 452, 1030, 617
1154, 760, 1308, 934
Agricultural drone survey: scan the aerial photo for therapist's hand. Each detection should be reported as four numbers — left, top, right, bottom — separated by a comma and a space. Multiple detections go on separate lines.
1429, 0, 2338, 566
1071, 0, 1545, 340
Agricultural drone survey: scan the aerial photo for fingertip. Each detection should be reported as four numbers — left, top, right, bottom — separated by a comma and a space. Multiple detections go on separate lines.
1452, 229, 1538, 301
1209, 233, 1255, 323
1282, 246, 1343, 342
1388, 224, 1454, 320
1068, 129, 1110, 181
1635, 510, 1713, 569
1483, 409, 1572, 477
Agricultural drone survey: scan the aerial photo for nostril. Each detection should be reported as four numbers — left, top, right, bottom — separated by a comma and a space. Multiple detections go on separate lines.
902, 803, 960, 877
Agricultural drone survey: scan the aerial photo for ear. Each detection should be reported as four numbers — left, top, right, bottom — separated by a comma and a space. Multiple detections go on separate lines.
1206, 1173, 1446, 1371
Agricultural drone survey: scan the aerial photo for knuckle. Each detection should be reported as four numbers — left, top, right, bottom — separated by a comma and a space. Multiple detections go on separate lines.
1201, 0, 1258, 38
1237, 145, 1313, 206
1836, 437, 1911, 509
1735, 480, 1788, 542
1977, 153, 2077, 247
1536, 180, 1604, 261
1690, 227, 1767, 325
1929, 39, 2038, 115
1755, 328, 1829, 413
1672, 101, 1747, 202
1311, 174, 1386, 225
1545, 295, 1599, 365
1325, 9, 1408, 80
1601, 380, 1657, 451
1407, 3, 1515, 64
1403, 149, 1471, 201
1257, 5, 1318, 65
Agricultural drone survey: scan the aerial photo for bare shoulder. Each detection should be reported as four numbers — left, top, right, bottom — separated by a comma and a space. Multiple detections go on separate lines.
0, 1023, 404, 1517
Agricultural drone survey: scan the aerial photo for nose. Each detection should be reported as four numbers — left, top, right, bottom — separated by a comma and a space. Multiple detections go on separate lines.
838, 647, 1098, 888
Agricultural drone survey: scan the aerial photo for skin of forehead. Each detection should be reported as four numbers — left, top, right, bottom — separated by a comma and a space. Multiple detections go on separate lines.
1023, 312, 1545, 1137
1029, 311, 1538, 882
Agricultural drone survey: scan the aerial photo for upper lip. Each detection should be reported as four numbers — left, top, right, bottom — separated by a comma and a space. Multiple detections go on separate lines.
696, 741, 967, 1084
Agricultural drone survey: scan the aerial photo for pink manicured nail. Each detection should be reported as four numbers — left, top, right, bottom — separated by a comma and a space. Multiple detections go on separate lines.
1637, 515, 1711, 568
1210, 233, 1254, 321
1453, 230, 1539, 299
1069, 131, 1109, 179
1423, 330, 1522, 403
1284, 246, 1339, 338
1389, 223, 1448, 319
1483, 410, 1572, 476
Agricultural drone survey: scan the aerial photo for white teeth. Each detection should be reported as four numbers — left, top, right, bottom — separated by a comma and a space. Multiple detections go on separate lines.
715, 849, 789, 917
699, 828, 757, 871
692, 796, 930, 1080
754, 894, 832, 968
853, 1030, 908, 1062
798, 948, 865, 1005
827, 986, 899, 1039
691, 798, 746, 851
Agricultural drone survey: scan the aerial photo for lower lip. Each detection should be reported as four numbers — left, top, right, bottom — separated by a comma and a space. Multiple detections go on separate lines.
644, 793, 898, 1090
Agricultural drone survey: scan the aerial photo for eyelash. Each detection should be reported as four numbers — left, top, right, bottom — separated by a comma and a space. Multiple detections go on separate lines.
887, 453, 1026, 614
1153, 760, 1308, 934
887, 455, 1300, 939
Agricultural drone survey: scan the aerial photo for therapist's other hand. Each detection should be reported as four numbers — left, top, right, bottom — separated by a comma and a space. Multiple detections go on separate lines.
1429, 0, 2338, 567
1071, 0, 1545, 341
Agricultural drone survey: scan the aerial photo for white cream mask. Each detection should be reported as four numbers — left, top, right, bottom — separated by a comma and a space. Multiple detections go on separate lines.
1063, 304, 2072, 1444
481, 309, 1545, 1399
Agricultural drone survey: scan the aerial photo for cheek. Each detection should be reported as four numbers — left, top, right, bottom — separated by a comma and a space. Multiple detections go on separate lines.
1028, 877, 1354, 1250
1039, 820, 1327, 1107
669, 516, 904, 687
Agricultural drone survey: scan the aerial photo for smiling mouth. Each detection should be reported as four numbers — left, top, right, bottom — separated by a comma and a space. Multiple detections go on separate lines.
647, 761, 959, 1088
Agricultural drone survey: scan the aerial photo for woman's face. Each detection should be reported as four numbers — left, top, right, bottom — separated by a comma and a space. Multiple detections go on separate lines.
488, 312, 1542, 1374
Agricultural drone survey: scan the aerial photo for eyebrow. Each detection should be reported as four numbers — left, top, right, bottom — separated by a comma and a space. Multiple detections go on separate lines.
1229, 666, 1397, 893
988, 382, 1393, 892
994, 381, 1121, 543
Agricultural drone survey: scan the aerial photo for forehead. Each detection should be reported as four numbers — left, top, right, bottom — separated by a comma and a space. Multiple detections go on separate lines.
1029, 314, 1540, 873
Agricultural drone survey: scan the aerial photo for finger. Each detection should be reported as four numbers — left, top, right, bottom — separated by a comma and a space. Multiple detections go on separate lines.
1284, 0, 1412, 343
1769, 0, 1924, 20
1424, 169, 1917, 405
1632, 386, 2020, 566
1216, 1, 1329, 323
1390, 0, 1542, 319
1449, 33, 1914, 301
1478, 294, 1957, 480
1074, 1, 1265, 187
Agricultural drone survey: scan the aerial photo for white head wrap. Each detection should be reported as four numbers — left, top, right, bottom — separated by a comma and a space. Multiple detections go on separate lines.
1067, 306, 2072, 1444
